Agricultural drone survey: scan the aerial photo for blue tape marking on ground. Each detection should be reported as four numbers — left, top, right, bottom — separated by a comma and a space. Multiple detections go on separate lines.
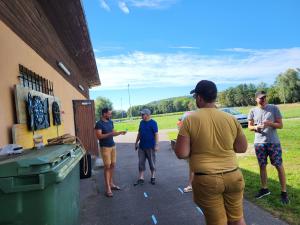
196, 206, 204, 215
144, 192, 148, 198
151, 215, 158, 224
178, 187, 184, 194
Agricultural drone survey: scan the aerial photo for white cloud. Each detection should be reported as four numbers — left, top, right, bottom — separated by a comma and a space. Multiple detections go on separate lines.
93, 46, 124, 54
92, 48, 300, 90
99, 0, 111, 11
118, 1, 130, 14
220, 48, 256, 53
99, 0, 178, 12
127, 0, 178, 9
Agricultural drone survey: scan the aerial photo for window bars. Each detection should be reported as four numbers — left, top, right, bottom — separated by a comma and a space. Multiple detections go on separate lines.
18, 64, 54, 96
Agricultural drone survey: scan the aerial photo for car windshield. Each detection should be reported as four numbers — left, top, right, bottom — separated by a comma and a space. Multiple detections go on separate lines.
220, 108, 241, 115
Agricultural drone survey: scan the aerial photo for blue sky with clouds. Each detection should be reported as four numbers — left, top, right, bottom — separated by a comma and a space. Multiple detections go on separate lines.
83, 0, 300, 110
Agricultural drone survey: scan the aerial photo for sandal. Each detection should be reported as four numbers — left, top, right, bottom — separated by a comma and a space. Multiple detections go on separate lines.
105, 192, 113, 197
183, 185, 192, 193
134, 179, 144, 186
111, 185, 121, 191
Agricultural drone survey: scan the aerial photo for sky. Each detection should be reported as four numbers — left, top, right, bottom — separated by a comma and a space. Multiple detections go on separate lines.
83, 0, 300, 110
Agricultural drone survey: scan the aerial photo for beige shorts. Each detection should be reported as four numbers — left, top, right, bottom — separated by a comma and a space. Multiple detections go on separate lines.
192, 169, 245, 224
100, 146, 116, 166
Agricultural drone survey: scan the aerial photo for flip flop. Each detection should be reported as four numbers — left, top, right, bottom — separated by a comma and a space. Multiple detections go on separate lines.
111, 185, 121, 191
183, 185, 193, 193
105, 192, 113, 197
134, 179, 144, 186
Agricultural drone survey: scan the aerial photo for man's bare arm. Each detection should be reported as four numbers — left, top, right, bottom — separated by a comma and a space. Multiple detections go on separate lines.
233, 133, 248, 153
95, 129, 125, 139
263, 118, 283, 129
174, 134, 190, 159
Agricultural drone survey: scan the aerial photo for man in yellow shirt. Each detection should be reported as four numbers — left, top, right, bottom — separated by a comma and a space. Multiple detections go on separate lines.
175, 80, 248, 225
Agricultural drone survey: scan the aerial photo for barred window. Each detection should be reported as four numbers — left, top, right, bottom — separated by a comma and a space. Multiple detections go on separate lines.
18, 64, 54, 96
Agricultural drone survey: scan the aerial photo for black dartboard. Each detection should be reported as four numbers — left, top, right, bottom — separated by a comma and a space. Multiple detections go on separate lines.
27, 93, 50, 130
52, 101, 61, 125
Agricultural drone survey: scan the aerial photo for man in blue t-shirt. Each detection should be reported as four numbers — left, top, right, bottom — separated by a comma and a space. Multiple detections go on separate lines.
134, 108, 159, 185
95, 108, 127, 197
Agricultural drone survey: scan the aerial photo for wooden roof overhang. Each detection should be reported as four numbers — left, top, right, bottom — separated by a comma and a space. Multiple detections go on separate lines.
0, 0, 101, 98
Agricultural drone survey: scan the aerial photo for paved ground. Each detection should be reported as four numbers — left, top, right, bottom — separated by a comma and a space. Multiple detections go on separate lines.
80, 131, 288, 225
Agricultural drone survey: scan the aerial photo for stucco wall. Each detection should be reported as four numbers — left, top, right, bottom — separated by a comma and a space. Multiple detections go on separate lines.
0, 21, 86, 147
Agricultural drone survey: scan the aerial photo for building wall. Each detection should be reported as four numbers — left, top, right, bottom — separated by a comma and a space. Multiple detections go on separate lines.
0, 21, 86, 146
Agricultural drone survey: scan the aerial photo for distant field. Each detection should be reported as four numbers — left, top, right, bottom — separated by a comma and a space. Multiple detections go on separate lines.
114, 103, 300, 132
114, 113, 181, 131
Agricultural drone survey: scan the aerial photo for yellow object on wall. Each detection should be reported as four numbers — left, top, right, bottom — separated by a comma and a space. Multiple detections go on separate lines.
12, 124, 65, 149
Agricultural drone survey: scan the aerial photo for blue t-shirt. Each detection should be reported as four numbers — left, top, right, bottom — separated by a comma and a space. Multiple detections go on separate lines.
95, 119, 115, 147
138, 119, 158, 149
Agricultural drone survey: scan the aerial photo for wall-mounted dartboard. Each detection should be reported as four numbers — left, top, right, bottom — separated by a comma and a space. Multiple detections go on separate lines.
52, 101, 61, 125
27, 93, 50, 130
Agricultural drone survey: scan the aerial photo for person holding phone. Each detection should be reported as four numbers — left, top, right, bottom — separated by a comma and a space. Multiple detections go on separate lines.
248, 91, 289, 204
95, 107, 127, 197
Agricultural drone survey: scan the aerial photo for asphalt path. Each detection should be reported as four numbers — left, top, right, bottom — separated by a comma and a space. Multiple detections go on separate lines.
80, 131, 288, 225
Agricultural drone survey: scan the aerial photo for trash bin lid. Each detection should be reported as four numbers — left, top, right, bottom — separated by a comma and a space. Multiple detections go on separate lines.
0, 144, 84, 177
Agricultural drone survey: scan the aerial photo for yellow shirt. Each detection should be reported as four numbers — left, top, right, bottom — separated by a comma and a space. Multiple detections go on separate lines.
179, 108, 243, 174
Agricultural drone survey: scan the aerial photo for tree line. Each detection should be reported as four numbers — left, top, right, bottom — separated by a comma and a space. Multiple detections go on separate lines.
127, 97, 196, 117
94, 96, 196, 119
94, 68, 300, 119
218, 68, 300, 106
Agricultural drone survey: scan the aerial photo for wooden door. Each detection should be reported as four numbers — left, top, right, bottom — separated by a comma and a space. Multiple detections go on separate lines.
73, 100, 98, 155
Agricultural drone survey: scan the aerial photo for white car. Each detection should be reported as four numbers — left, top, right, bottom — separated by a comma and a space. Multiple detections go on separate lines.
219, 108, 248, 128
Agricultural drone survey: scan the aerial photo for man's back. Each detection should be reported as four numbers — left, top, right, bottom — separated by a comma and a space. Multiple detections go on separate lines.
180, 108, 243, 174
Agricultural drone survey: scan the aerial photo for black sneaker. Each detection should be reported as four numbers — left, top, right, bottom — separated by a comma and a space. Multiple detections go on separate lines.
280, 192, 289, 204
134, 179, 144, 186
150, 177, 156, 185
255, 188, 271, 199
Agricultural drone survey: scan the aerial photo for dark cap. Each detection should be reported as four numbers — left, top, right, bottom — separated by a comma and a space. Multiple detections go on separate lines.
255, 91, 267, 98
140, 108, 151, 115
190, 80, 217, 102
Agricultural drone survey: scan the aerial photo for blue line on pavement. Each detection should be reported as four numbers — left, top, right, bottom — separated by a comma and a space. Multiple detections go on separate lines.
152, 214, 158, 224
144, 192, 148, 198
196, 206, 204, 215
178, 187, 183, 194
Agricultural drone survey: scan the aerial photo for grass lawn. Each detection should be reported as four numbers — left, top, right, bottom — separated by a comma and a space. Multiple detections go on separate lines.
168, 119, 300, 225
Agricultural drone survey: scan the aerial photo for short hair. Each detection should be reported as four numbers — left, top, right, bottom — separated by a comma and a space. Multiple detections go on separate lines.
101, 107, 110, 115
190, 80, 217, 103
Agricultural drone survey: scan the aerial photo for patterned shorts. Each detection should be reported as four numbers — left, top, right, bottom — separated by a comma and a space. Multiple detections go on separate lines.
254, 143, 283, 167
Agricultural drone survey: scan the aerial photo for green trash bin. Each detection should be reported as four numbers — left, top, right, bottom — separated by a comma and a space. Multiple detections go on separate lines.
0, 144, 84, 225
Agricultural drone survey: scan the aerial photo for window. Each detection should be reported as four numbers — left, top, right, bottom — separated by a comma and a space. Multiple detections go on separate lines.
18, 64, 54, 95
